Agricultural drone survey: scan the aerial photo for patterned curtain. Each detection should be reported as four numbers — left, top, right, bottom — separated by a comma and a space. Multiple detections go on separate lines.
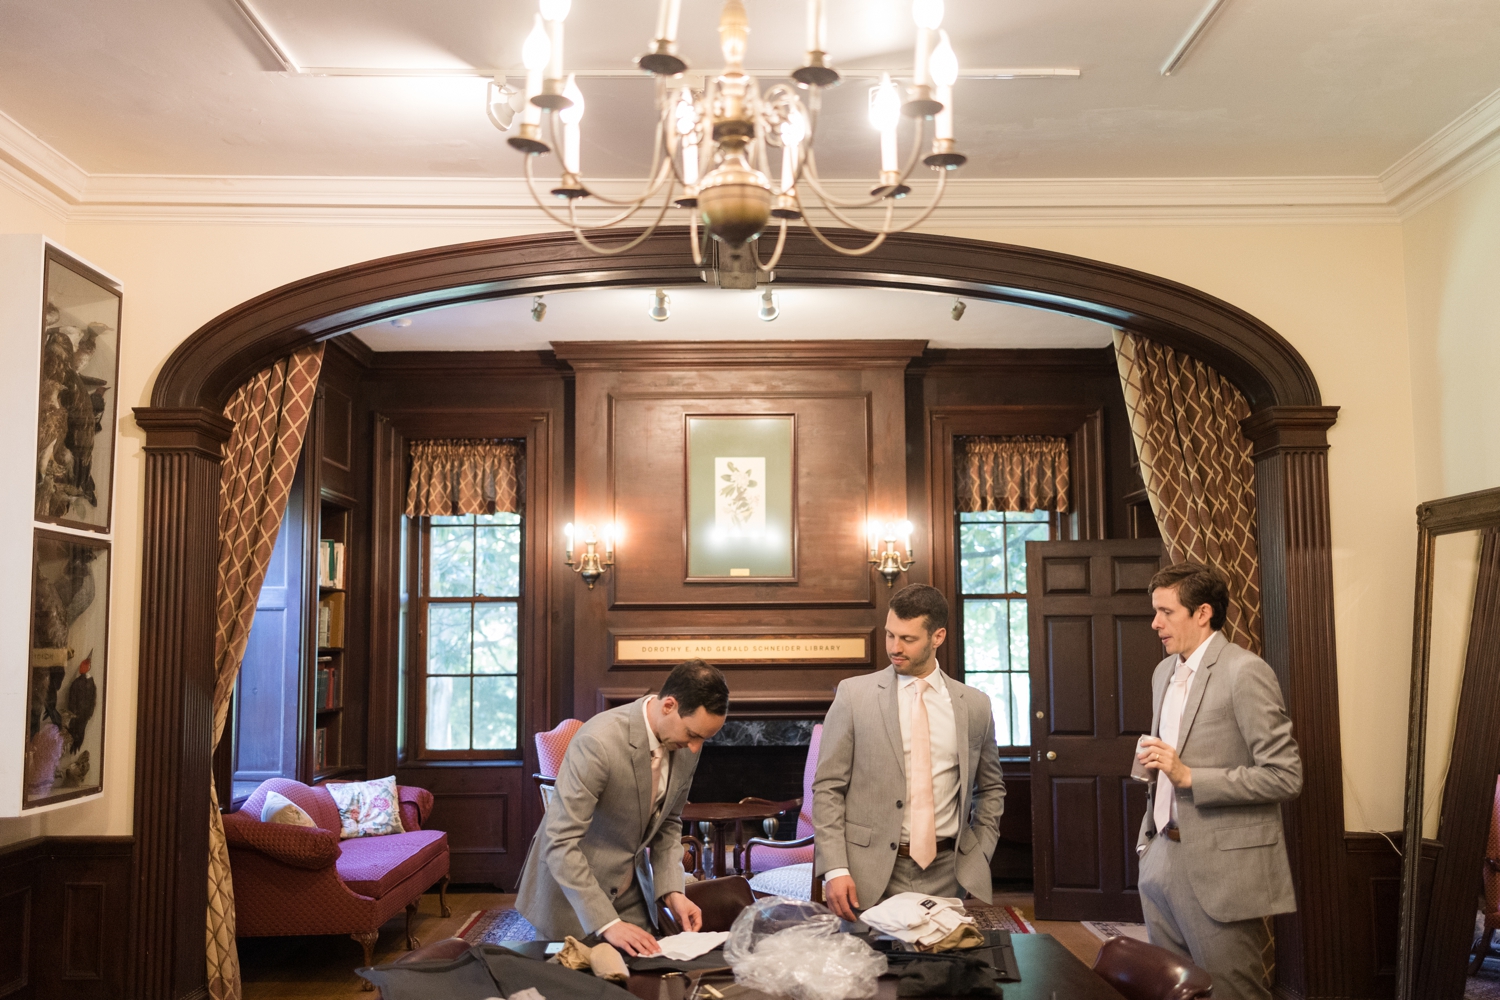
206, 346, 324, 1000
956, 436, 1070, 512
406, 439, 524, 516
1113, 330, 1263, 653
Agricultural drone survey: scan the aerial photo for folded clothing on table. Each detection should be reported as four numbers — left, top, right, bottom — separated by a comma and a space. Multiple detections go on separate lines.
859, 893, 980, 951
358, 944, 633, 1000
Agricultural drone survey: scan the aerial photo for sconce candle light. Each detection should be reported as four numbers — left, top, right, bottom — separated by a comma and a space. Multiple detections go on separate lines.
564, 521, 618, 588
868, 518, 916, 587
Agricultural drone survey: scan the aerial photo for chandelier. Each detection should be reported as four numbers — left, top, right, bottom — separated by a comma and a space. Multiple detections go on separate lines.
497, 0, 966, 267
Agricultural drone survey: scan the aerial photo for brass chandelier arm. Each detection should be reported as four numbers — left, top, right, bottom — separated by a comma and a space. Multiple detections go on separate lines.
797, 201, 894, 256
797, 116, 928, 210
750, 217, 790, 272
523, 156, 675, 230
564, 184, 678, 254
543, 114, 676, 208
802, 168, 949, 236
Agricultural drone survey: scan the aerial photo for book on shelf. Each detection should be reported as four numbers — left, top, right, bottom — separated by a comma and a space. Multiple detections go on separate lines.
315, 657, 339, 710
314, 727, 328, 769
318, 539, 346, 589
317, 591, 345, 649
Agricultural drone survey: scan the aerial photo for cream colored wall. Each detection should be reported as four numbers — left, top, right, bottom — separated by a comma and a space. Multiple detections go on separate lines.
0, 200, 1424, 842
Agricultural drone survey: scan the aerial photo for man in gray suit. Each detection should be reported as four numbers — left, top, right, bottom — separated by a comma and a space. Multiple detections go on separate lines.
814, 584, 1006, 920
1136, 563, 1302, 1000
517, 660, 729, 955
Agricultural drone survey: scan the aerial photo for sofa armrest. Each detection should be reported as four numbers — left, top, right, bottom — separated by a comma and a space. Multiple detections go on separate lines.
398, 785, 434, 831
223, 810, 340, 870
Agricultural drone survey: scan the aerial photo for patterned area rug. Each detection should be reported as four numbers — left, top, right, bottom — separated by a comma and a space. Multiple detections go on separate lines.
1470, 954, 1500, 1000
459, 907, 537, 945
454, 900, 1035, 944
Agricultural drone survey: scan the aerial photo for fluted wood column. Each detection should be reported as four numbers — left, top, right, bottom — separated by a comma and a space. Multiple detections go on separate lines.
1241, 405, 1345, 1000
129, 407, 233, 1000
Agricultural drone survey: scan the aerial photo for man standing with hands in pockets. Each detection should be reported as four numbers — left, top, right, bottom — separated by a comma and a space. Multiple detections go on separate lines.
1136, 563, 1302, 1000
814, 584, 1006, 919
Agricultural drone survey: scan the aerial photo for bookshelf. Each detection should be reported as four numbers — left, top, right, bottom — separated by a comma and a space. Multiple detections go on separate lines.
312, 496, 359, 782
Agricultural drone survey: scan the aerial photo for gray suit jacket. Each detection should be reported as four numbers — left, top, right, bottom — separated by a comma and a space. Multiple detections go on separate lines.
813, 665, 1006, 906
516, 698, 695, 938
1136, 633, 1302, 922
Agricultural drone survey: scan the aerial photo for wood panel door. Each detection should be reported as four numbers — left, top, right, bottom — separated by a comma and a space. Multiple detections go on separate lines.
1027, 538, 1164, 921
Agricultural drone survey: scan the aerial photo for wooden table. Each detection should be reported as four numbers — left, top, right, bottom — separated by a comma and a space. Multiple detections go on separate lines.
500, 933, 1126, 1000
680, 802, 785, 878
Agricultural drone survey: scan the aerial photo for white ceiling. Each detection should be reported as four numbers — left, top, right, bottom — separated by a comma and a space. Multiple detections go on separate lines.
349, 285, 1113, 352
1, 0, 1499, 180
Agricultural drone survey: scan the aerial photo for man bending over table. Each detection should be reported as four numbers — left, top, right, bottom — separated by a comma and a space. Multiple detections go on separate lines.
517, 659, 729, 955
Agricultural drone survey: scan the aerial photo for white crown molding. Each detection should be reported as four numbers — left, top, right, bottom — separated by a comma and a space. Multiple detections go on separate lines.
1382, 86, 1500, 216
4, 88, 1500, 227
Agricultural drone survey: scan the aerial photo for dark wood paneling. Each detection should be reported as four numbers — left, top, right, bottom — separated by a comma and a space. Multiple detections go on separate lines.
1045, 617, 1095, 735
1344, 832, 1440, 1000
395, 765, 525, 887
0, 838, 132, 1000
321, 384, 353, 473
1114, 617, 1159, 735
1050, 777, 1101, 888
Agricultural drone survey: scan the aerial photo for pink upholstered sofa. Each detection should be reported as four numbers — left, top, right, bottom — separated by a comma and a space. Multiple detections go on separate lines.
225, 778, 452, 986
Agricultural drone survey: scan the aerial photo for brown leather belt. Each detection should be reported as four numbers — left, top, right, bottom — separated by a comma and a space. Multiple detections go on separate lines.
897, 838, 955, 857
1162, 824, 1181, 842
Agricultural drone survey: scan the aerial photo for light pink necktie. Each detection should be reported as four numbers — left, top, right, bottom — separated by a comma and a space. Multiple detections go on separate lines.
1153, 660, 1193, 835
650, 747, 663, 813
908, 678, 938, 869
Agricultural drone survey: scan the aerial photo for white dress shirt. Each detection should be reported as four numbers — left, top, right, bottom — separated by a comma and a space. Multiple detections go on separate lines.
826, 663, 961, 883
599, 697, 672, 934
1152, 632, 1216, 834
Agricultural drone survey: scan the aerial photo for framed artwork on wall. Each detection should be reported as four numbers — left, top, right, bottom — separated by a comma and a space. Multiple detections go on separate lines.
25, 529, 110, 809
684, 414, 797, 582
36, 247, 121, 533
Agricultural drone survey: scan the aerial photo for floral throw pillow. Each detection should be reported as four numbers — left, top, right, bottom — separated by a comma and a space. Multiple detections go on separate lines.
327, 776, 405, 839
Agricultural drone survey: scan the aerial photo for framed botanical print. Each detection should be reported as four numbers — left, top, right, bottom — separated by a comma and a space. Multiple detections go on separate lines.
684, 414, 797, 582
25, 529, 110, 808
36, 247, 121, 533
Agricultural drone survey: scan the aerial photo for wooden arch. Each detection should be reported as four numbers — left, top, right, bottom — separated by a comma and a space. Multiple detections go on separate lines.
131, 228, 1345, 999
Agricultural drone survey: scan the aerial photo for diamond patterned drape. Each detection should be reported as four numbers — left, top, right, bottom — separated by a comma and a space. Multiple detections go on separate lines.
206, 345, 324, 1000
1113, 330, 1263, 653
405, 439, 524, 516
955, 436, 1071, 513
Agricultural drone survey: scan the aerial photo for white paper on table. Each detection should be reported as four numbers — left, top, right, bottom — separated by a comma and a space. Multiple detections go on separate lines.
655, 931, 730, 960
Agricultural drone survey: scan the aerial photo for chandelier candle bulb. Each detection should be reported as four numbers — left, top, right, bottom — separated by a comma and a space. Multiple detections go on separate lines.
540, 0, 570, 85
564, 522, 574, 558
521, 15, 550, 120
912, 0, 943, 87
654, 0, 684, 45
932, 31, 958, 139
559, 75, 585, 175
806, 0, 827, 55
871, 74, 901, 173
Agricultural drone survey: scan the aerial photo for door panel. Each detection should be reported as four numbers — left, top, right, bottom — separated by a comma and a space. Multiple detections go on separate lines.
1029, 538, 1164, 922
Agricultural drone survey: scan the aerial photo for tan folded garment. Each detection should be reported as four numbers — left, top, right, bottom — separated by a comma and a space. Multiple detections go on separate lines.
588, 942, 629, 982
549, 936, 595, 972
917, 923, 985, 953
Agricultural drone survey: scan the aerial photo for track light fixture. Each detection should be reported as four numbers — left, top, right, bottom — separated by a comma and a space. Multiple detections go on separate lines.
951, 297, 966, 321
758, 287, 780, 322
648, 288, 671, 321
531, 295, 547, 322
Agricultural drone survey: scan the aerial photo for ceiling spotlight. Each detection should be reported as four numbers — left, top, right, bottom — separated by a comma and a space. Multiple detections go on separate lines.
758, 287, 780, 322
648, 288, 671, 322
951, 298, 967, 321
486, 79, 521, 131
390, 317, 413, 328
531, 295, 546, 322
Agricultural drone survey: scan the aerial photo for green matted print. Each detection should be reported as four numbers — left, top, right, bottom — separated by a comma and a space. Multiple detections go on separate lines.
685, 414, 796, 581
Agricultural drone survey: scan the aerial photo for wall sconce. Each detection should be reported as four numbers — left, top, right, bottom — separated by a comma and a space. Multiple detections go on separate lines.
868, 518, 916, 588
564, 521, 618, 589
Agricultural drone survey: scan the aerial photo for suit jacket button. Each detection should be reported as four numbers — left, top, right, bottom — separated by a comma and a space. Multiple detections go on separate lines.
610, 888, 618, 895
890, 842, 898, 850
896, 800, 903, 809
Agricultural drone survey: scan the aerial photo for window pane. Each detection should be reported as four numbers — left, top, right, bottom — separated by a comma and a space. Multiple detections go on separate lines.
1008, 599, 1030, 672
1010, 669, 1032, 747
430, 514, 474, 526
427, 605, 473, 675
962, 600, 1010, 673
476, 524, 522, 597
475, 512, 521, 526
473, 675, 518, 750
473, 603, 519, 674
426, 676, 472, 750
1009, 509, 1049, 522
1005, 521, 1049, 593
430, 526, 475, 597
966, 672, 1013, 748
960, 522, 1009, 594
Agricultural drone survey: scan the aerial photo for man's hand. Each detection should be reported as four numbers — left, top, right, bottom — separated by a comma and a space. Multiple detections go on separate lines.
1138, 736, 1193, 788
601, 920, 661, 956
664, 891, 702, 933
824, 875, 860, 921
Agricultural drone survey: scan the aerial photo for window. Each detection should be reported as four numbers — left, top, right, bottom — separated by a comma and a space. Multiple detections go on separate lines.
414, 512, 522, 758
958, 509, 1051, 749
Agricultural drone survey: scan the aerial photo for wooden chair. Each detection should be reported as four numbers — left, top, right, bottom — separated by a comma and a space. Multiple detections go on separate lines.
658, 875, 756, 934
1091, 936, 1214, 1000
1471, 776, 1500, 973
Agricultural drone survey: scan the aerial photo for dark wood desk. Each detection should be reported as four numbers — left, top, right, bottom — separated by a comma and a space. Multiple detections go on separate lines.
680, 802, 784, 878
500, 933, 1125, 1000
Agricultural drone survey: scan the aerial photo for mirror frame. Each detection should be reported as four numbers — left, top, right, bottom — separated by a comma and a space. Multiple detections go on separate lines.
1397, 485, 1500, 1000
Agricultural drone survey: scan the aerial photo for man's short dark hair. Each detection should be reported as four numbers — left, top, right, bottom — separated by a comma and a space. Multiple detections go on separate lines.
889, 584, 949, 634
659, 659, 730, 717
1149, 562, 1230, 631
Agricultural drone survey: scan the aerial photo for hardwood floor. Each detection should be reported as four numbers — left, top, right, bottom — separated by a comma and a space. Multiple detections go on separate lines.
237, 889, 1104, 998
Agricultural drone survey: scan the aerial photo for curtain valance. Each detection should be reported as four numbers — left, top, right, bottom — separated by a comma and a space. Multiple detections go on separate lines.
406, 439, 524, 516
956, 436, 1071, 513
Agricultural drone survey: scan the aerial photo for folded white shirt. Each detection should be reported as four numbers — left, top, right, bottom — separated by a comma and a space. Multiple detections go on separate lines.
858, 892, 975, 947
655, 931, 730, 960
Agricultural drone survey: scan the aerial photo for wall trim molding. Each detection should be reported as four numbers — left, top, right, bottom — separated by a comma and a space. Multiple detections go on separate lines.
4, 89, 1500, 227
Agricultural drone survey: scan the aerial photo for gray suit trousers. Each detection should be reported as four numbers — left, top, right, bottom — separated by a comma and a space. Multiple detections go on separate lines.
1139, 836, 1273, 1000
879, 847, 960, 902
